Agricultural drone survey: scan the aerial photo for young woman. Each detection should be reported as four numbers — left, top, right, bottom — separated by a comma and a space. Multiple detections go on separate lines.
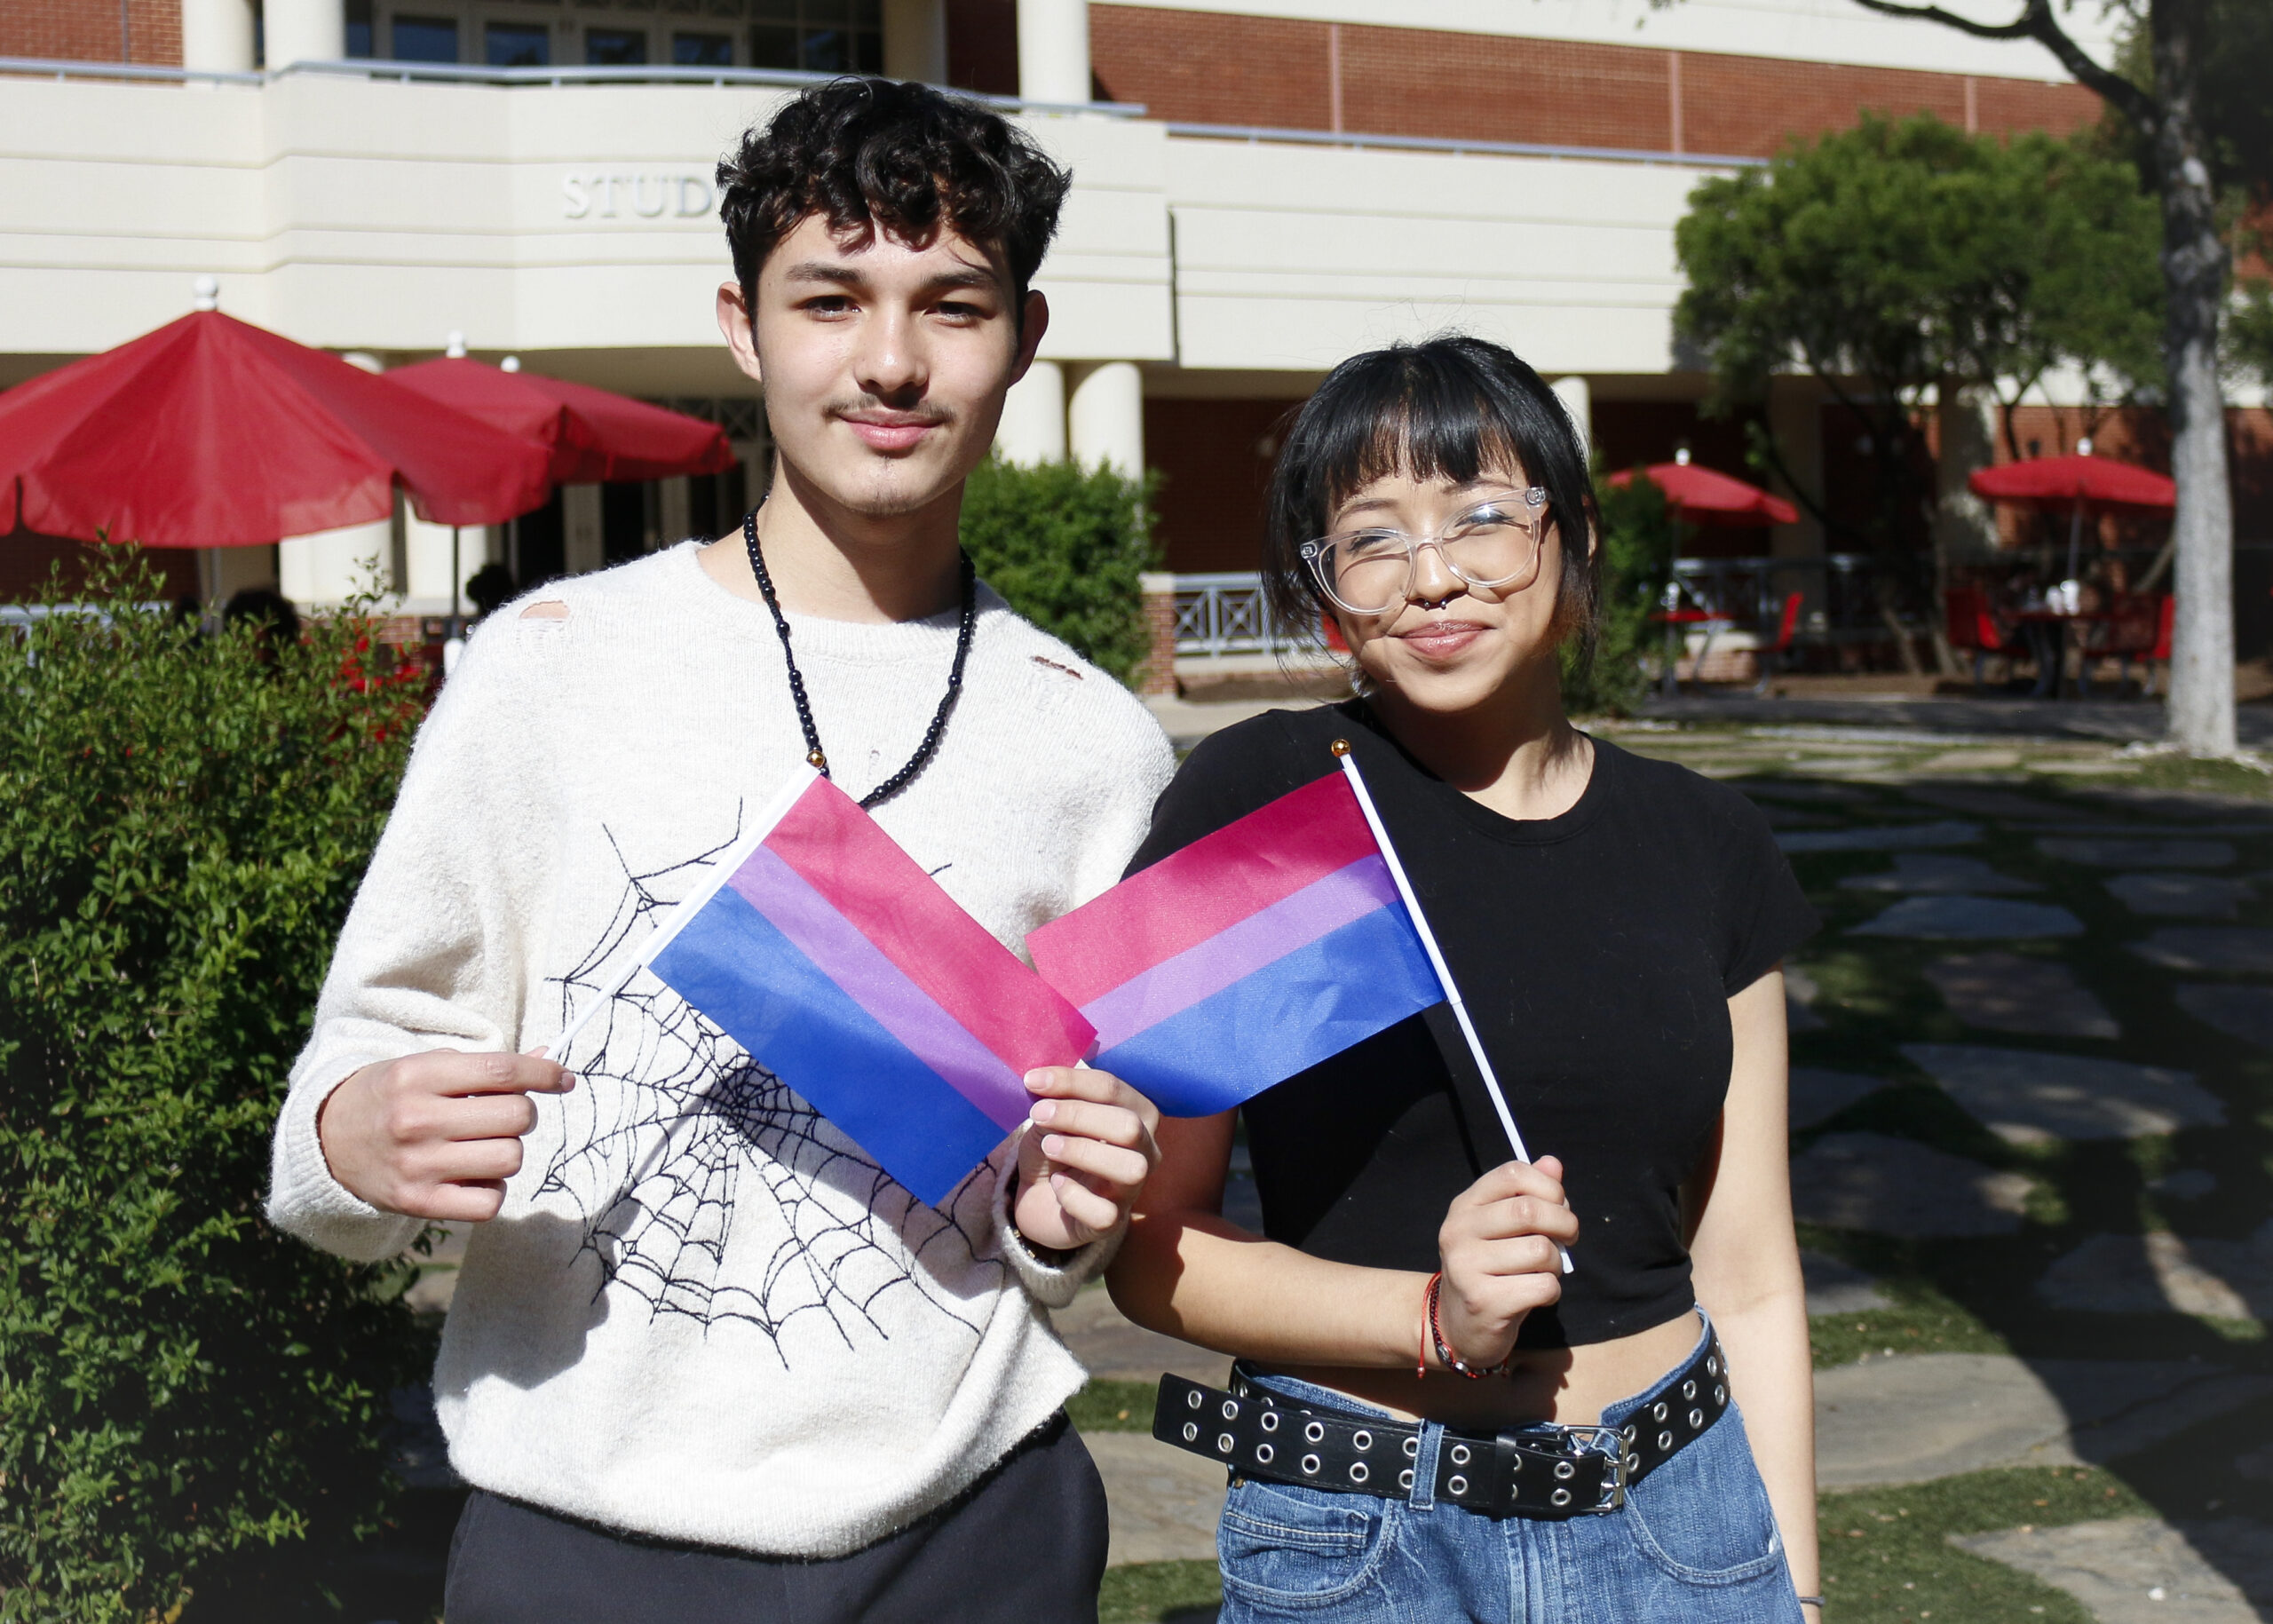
1107, 336, 1822, 1622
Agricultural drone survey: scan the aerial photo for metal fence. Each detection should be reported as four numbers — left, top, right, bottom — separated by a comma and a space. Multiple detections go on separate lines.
1170, 573, 1311, 658
1669, 554, 1908, 640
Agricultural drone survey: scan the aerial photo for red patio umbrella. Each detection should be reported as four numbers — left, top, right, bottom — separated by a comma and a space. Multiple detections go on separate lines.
1605, 459, 1801, 527
0, 310, 553, 547
1968, 448, 2174, 582
1968, 453, 2175, 516
386, 357, 737, 485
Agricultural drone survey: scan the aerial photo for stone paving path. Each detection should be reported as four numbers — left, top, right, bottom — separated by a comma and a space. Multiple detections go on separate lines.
1900, 1043, 2223, 1144
1925, 951, 2120, 1038
1813, 1356, 2273, 1486
2108, 873, 2255, 919
1952, 1518, 2273, 1622
1852, 894, 2085, 939
1789, 1130, 2035, 1235
2176, 984, 2273, 1048
1841, 852, 2043, 894
2039, 837, 2240, 869
2130, 927, 2273, 973
1790, 1066, 1889, 1128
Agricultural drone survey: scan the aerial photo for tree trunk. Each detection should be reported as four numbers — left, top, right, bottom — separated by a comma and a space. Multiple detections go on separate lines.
2153, 0, 2237, 755
1931, 384, 1999, 677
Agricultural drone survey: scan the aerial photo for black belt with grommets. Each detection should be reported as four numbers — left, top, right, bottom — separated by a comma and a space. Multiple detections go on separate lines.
1150, 1332, 1730, 1519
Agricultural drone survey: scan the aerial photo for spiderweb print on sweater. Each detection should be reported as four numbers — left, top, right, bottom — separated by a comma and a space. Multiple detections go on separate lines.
534, 816, 1005, 1360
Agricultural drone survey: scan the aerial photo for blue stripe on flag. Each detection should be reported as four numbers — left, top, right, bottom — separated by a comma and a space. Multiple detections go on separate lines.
649, 882, 1009, 1206
1093, 903, 1442, 1116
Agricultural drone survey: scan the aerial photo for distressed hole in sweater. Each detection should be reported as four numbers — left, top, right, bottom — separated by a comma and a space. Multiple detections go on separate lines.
1031, 655, 1082, 679
520, 600, 569, 622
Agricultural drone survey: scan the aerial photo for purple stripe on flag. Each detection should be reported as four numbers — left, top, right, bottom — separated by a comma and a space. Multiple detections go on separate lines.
725, 845, 1033, 1130
1080, 855, 1403, 1052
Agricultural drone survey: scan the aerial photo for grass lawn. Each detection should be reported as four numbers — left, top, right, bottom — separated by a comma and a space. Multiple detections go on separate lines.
1818, 1467, 2151, 1623
1100, 1559, 1224, 1622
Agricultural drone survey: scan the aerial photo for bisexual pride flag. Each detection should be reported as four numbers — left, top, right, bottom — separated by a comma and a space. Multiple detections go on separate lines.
1026, 771, 1441, 1117
631, 767, 1096, 1205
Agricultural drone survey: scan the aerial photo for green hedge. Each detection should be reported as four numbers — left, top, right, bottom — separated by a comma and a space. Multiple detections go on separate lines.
0, 557, 431, 1622
1562, 468, 1676, 718
958, 456, 1160, 686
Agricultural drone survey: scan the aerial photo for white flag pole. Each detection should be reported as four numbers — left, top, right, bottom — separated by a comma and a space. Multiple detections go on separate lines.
1334, 740, 1572, 1272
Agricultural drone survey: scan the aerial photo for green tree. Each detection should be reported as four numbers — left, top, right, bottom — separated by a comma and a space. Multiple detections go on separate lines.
1840, 0, 2258, 753
0, 556, 432, 1622
1564, 468, 1676, 717
1675, 115, 2160, 655
957, 455, 1160, 687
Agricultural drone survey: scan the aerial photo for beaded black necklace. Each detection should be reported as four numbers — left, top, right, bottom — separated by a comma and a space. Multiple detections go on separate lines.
741, 510, 977, 810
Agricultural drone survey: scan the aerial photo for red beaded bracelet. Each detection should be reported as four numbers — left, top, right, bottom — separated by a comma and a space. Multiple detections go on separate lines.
1428, 1271, 1513, 1379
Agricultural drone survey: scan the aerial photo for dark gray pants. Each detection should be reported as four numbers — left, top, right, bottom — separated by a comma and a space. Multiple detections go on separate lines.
444, 1413, 1108, 1624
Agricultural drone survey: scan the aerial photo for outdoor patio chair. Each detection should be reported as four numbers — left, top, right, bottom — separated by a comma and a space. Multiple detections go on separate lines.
1751, 591, 1806, 694
1943, 585, 2024, 690
2105, 592, 2174, 699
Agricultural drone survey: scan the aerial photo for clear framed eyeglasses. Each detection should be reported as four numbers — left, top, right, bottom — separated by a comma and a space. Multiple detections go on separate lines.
1298, 487, 1551, 616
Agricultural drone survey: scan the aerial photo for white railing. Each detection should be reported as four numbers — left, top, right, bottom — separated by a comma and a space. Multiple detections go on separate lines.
1164, 121, 1764, 170
1172, 572, 1312, 658
0, 54, 1145, 116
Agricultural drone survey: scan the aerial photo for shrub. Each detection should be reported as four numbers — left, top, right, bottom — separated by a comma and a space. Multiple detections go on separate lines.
1562, 468, 1675, 717
0, 554, 432, 1623
958, 456, 1160, 686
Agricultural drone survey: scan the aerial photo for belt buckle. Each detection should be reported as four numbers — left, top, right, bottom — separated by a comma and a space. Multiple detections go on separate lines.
1560, 1425, 1628, 1512
1494, 1423, 1627, 1515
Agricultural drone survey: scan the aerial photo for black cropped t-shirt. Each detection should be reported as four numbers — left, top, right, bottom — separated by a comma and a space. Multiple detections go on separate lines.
1126, 702, 1818, 1348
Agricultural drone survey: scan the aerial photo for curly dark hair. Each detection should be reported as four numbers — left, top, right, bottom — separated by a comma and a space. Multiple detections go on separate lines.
717, 78, 1072, 315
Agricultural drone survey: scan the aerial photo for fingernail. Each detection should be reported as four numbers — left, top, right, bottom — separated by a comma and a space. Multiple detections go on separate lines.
1029, 1099, 1057, 1124
1041, 1134, 1066, 1158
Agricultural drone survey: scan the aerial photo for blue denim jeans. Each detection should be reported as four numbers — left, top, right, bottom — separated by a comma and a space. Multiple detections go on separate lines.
1215, 1316, 1803, 1624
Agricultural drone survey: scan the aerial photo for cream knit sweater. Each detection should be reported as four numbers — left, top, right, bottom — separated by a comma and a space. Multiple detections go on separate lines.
265, 541, 1176, 1557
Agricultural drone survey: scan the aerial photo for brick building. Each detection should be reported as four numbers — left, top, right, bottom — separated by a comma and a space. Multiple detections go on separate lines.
11, 0, 2231, 657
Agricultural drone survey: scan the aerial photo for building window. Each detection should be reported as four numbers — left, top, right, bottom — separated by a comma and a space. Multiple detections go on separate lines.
673, 31, 733, 66
345, 0, 375, 57
392, 15, 462, 59
584, 27, 649, 63
749, 0, 880, 73
487, 20, 550, 64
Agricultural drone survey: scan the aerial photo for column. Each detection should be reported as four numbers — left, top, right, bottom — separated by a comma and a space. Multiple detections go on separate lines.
1933, 386, 2000, 565
1550, 376, 1591, 463
180, 0, 256, 71
994, 360, 1066, 465
563, 486, 605, 575
1068, 361, 1144, 479
401, 512, 482, 611
1136, 571, 1177, 696
883, 0, 948, 83
264, 0, 345, 67
280, 348, 392, 610
279, 519, 393, 605
659, 477, 693, 547
1017, 0, 1090, 105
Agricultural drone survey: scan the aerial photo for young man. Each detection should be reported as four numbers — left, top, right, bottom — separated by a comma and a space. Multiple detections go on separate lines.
267, 79, 1176, 1622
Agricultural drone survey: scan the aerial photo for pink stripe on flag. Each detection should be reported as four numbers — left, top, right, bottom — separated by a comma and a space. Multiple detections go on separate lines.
1029, 772, 1377, 1008
725, 844, 1034, 1130
1081, 855, 1402, 1050
763, 777, 1096, 1073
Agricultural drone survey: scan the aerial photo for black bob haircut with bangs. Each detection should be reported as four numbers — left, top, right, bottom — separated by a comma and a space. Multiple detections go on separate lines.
717, 77, 1072, 319
1263, 336, 1601, 663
